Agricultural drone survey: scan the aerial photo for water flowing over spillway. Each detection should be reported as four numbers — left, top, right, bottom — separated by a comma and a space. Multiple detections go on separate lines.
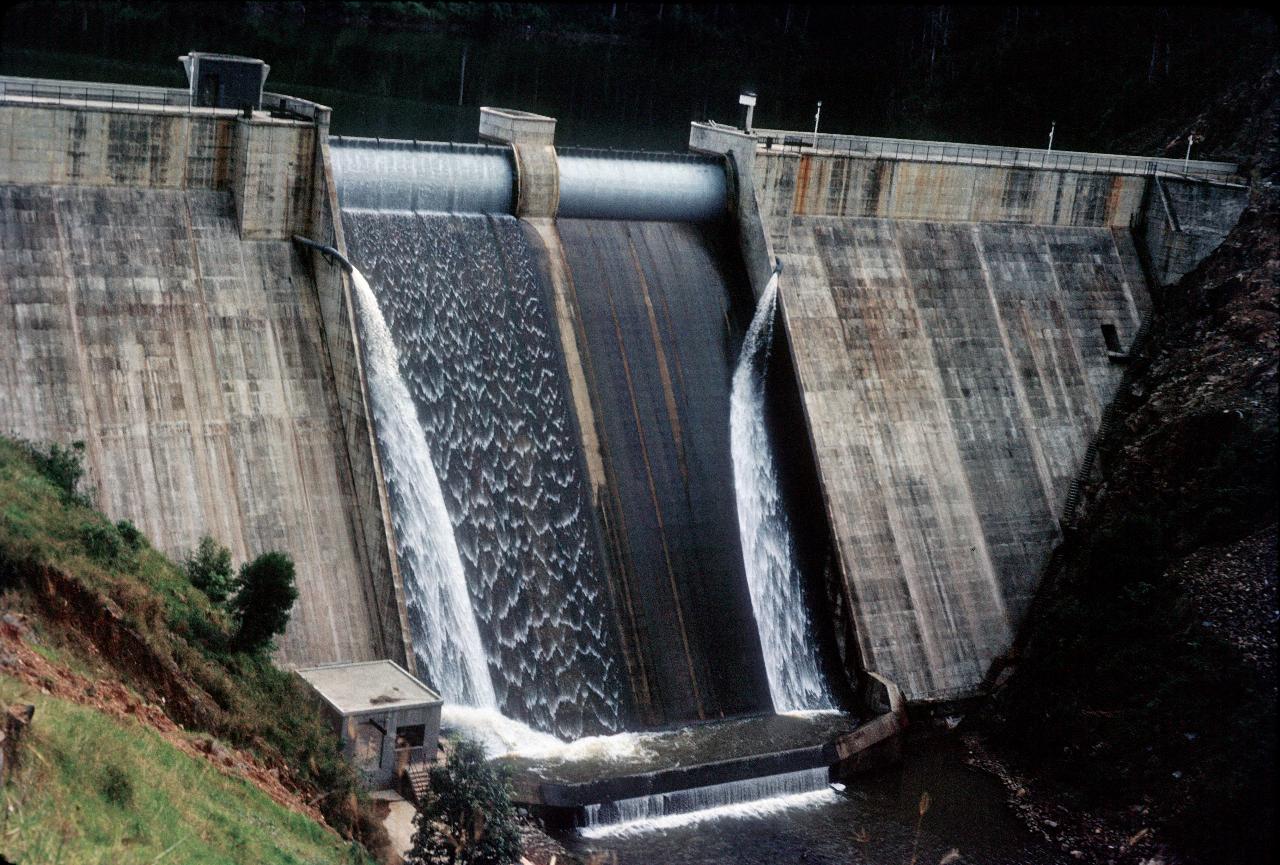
581, 767, 836, 835
731, 273, 834, 712
350, 267, 496, 708
344, 212, 624, 738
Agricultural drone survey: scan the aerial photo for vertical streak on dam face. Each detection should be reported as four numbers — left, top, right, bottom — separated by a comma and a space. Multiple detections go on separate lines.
549, 218, 774, 724
342, 211, 624, 738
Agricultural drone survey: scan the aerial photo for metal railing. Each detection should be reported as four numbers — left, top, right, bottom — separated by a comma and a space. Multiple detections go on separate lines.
753, 127, 1241, 182
0, 74, 203, 111
394, 745, 430, 775
0, 75, 329, 123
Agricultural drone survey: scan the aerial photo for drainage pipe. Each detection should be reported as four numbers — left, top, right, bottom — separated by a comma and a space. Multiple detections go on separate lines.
292, 234, 353, 272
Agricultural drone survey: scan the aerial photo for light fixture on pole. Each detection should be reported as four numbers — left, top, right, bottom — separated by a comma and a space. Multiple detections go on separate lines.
739, 91, 757, 134
1047, 121, 1056, 153
813, 100, 823, 147
1184, 133, 1197, 173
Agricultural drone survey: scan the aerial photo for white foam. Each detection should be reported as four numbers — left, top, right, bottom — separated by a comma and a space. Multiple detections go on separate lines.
579, 788, 839, 838
442, 704, 658, 763
352, 268, 496, 708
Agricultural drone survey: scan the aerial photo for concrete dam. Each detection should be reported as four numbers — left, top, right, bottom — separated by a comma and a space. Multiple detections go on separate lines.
0, 66, 1249, 807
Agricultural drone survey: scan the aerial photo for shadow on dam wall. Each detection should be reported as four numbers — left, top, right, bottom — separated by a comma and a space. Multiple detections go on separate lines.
531, 219, 776, 727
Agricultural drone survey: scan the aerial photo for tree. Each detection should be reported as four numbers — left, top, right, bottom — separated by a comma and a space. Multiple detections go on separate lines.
228, 551, 298, 652
408, 738, 521, 865
184, 535, 234, 603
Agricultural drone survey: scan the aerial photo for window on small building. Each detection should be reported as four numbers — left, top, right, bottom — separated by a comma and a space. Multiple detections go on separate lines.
1100, 323, 1122, 353
396, 724, 426, 749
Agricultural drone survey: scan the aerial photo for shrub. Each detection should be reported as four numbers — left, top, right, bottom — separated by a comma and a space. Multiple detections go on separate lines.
228, 551, 298, 652
99, 762, 134, 807
79, 522, 123, 566
25, 440, 89, 505
115, 519, 144, 551
408, 738, 521, 865
185, 535, 235, 604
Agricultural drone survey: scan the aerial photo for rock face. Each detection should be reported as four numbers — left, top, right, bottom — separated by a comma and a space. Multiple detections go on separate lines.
987, 67, 1278, 865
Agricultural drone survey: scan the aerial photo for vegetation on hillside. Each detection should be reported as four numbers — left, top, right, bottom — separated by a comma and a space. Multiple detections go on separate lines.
408, 738, 521, 865
0, 679, 363, 865
0, 436, 388, 862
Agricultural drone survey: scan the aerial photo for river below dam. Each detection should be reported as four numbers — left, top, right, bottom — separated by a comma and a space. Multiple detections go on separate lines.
558, 734, 1065, 865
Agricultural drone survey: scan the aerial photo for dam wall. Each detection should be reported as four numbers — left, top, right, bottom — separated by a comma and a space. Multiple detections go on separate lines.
694, 122, 1244, 701
0, 80, 410, 669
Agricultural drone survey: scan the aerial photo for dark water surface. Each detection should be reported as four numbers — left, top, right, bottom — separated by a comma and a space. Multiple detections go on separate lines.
560, 737, 1066, 865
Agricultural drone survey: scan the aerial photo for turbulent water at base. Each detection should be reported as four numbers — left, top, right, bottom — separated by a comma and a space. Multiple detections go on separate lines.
350, 268, 496, 708
344, 212, 623, 738
581, 767, 835, 835
730, 273, 834, 711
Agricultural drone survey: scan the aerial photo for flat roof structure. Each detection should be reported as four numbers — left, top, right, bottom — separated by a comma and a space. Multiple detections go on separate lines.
297, 660, 441, 715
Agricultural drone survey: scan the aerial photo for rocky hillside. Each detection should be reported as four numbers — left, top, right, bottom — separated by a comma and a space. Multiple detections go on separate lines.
982, 63, 1278, 865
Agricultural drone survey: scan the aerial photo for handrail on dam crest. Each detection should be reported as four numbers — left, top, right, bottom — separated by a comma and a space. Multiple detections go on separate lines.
0, 75, 329, 123
752, 127, 1241, 182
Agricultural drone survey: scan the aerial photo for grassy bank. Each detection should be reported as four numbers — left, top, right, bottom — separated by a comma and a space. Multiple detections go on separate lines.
0, 680, 360, 865
0, 436, 385, 862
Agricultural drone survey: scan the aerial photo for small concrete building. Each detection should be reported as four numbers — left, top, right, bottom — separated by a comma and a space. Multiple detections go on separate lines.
297, 661, 442, 789
179, 52, 270, 110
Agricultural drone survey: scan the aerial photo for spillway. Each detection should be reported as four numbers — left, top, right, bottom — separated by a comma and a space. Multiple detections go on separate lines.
333, 134, 783, 732
548, 217, 774, 724
332, 138, 727, 222
580, 767, 835, 834
342, 208, 625, 738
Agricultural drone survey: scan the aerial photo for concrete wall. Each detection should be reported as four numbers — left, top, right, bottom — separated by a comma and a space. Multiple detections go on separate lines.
694, 135, 1165, 702
232, 116, 316, 240
1143, 177, 1247, 286
0, 92, 408, 669
775, 217, 1146, 699
0, 101, 235, 190
755, 151, 1148, 242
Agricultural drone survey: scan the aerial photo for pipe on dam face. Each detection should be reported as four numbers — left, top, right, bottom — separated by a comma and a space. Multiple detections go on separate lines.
331, 137, 728, 222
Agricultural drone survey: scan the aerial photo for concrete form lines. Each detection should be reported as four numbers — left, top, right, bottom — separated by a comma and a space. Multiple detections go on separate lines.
49, 194, 108, 506
971, 226, 1060, 526
884, 222, 1011, 691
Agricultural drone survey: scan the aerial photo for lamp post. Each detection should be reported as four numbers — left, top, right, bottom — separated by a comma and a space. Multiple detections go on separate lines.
813, 100, 823, 147
739, 91, 757, 134
1047, 121, 1056, 153
1184, 133, 1197, 173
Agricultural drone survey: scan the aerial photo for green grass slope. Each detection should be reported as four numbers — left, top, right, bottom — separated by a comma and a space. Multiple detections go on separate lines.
0, 679, 361, 865
0, 436, 387, 863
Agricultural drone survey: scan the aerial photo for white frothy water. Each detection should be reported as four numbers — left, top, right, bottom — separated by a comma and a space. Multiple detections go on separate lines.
441, 705, 658, 762
351, 267, 496, 708
731, 272, 834, 712
580, 767, 838, 837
